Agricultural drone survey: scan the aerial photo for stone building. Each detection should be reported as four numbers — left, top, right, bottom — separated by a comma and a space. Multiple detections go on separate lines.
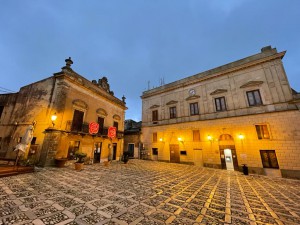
123, 119, 142, 158
141, 46, 300, 179
0, 58, 127, 166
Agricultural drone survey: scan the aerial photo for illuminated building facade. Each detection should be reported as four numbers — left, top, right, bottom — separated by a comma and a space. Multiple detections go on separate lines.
0, 58, 127, 166
141, 46, 300, 179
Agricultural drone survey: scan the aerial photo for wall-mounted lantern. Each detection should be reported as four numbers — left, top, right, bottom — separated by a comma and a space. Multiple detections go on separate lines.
51, 113, 57, 127
238, 134, 244, 140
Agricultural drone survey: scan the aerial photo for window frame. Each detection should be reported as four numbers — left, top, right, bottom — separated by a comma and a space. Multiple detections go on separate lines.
260, 150, 279, 169
193, 130, 200, 142
153, 132, 157, 143
247, 89, 263, 106
152, 110, 158, 121
215, 96, 227, 111
169, 106, 177, 119
189, 102, 199, 116
255, 124, 270, 140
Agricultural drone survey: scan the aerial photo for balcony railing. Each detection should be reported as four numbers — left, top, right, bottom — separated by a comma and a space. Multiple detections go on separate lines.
65, 120, 124, 138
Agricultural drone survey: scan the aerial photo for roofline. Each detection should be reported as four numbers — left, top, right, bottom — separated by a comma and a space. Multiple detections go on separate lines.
141, 48, 286, 99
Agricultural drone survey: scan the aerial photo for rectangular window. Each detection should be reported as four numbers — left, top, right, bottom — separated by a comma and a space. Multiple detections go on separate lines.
190, 102, 199, 115
71, 109, 84, 132
113, 121, 119, 131
215, 97, 227, 111
152, 148, 158, 155
260, 150, 279, 169
247, 90, 262, 106
180, 150, 187, 155
0, 106, 4, 119
193, 130, 200, 141
255, 125, 270, 139
169, 107, 177, 119
152, 110, 158, 121
98, 117, 104, 134
153, 132, 157, 142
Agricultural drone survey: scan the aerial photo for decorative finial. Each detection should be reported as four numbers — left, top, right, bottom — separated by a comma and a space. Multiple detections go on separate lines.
65, 57, 73, 67
122, 95, 126, 104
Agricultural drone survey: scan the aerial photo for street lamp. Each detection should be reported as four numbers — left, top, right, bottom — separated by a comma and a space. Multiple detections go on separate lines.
51, 113, 57, 127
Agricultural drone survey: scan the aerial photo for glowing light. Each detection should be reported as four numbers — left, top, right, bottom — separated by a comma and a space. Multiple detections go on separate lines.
51, 113, 57, 127
238, 134, 244, 139
207, 135, 212, 141
178, 137, 183, 142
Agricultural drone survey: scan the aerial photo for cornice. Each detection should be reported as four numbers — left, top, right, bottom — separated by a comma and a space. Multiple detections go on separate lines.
141, 51, 286, 99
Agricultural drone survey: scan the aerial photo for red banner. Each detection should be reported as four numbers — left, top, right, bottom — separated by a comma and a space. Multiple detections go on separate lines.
108, 126, 117, 138
89, 122, 99, 134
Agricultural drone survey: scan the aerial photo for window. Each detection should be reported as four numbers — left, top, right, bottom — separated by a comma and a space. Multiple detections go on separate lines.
247, 90, 262, 106
193, 130, 200, 141
0, 106, 4, 119
255, 125, 270, 139
152, 110, 158, 121
190, 102, 199, 115
113, 121, 119, 131
260, 150, 279, 169
169, 107, 177, 119
215, 97, 226, 111
152, 148, 158, 155
153, 132, 157, 142
97, 117, 104, 134
180, 150, 187, 155
31, 137, 36, 145
71, 109, 84, 132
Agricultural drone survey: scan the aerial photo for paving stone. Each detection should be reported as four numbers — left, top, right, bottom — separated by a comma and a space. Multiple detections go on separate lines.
0, 160, 299, 225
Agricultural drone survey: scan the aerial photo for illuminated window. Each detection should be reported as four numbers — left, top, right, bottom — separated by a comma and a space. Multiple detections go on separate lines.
215, 97, 227, 111
169, 107, 177, 119
260, 150, 279, 169
190, 102, 199, 115
247, 90, 262, 106
255, 125, 270, 139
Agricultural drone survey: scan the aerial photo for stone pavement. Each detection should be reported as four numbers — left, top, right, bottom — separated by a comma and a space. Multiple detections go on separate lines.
0, 160, 300, 225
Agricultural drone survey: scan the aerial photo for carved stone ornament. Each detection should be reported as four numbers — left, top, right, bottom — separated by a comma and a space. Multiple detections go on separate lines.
113, 114, 121, 121
210, 89, 228, 95
72, 99, 88, 109
185, 95, 200, 101
96, 108, 108, 116
240, 81, 264, 88
150, 104, 160, 109
166, 100, 178, 105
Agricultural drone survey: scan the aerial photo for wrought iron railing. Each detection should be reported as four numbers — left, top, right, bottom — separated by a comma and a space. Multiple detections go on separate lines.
65, 120, 124, 138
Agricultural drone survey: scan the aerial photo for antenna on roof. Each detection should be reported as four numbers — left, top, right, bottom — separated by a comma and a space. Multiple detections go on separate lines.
147, 81, 150, 90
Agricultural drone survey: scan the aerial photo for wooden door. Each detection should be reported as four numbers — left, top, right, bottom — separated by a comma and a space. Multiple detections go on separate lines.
169, 144, 180, 163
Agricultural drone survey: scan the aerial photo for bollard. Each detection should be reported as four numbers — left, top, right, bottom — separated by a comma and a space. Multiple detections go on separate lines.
242, 164, 249, 175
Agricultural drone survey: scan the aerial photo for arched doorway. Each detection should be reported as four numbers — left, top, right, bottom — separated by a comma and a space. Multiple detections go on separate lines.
218, 134, 239, 171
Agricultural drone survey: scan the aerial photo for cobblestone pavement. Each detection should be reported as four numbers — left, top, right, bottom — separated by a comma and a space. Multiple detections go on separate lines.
0, 160, 300, 225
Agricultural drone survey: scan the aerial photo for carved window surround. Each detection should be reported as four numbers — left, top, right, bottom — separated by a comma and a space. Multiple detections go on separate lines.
240, 81, 263, 89
210, 89, 228, 95
185, 95, 200, 101
166, 100, 178, 105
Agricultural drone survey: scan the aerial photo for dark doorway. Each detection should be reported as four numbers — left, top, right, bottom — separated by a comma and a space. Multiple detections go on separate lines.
113, 143, 117, 160
128, 144, 134, 157
169, 144, 180, 163
94, 142, 102, 163
219, 145, 239, 171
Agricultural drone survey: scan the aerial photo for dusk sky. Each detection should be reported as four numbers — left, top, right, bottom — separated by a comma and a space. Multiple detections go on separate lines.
1, 0, 299, 121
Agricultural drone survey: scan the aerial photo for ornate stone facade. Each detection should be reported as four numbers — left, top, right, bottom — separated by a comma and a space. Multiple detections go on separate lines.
141, 46, 300, 179
0, 58, 127, 166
